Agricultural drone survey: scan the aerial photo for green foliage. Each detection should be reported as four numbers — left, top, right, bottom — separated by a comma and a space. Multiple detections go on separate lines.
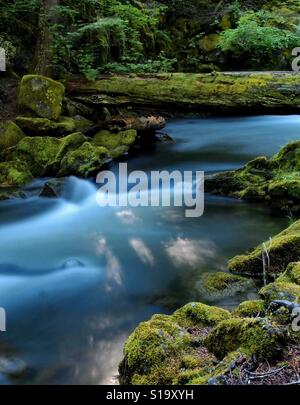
102, 53, 177, 74
1, 0, 300, 75
219, 10, 300, 64
0, 36, 16, 66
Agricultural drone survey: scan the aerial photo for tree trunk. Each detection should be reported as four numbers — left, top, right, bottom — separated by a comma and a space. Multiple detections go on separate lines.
35, 0, 58, 77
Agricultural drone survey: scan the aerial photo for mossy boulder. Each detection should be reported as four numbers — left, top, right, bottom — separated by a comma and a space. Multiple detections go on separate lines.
119, 314, 196, 385
10, 136, 61, 176
195, 272, 255, 301
205, 317, 285, 360
92, 129, 137, 158
73, 115, 93, 133
277, 262, 300, 285
119, 303, 231, 385
18, 75, 65, 120
0, 121, 25, 151
0, 161, 33, 187
206, 141, 300, 212
119, 300, 287, 385
234, 300, 265, 318
228, 220, 300, 278
58, 142, 110, 178
9, 132, 88, 177
172, 302, 231, 328
260, 281, 300, 305
15, 116, 76, 136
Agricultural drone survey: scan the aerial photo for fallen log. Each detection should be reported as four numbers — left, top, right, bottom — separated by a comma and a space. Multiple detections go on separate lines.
67, 72, 300, 113
109, 115, 166, 132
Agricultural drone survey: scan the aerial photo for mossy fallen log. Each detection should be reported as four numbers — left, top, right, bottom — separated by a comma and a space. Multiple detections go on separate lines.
67, 72, 300, 113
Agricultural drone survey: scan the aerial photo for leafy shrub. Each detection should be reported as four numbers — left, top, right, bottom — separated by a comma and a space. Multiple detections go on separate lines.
219, 11, 300, 63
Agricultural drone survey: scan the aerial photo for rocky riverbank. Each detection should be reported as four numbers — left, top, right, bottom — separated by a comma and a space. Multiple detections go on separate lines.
2, 71, 300, 195
119, 226, 300, 385
0, 74, 165, 195
206, 140, 300, 213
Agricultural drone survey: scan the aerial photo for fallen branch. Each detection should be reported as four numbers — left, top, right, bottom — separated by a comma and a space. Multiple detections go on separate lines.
246, 365, 286, 379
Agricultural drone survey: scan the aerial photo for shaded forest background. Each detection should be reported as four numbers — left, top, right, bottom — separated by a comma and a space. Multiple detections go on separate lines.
0, 0, 300, 79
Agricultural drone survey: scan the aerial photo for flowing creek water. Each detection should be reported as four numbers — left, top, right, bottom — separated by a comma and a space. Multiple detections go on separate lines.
0, 115, 299, 384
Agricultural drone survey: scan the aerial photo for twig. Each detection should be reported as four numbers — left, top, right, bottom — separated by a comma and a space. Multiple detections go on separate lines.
285, 380, 300, 385
262, 237, 272, 286
246, 365, 286, 379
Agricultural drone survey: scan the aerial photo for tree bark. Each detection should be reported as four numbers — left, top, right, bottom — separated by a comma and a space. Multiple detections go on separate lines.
35, 0, 58, 77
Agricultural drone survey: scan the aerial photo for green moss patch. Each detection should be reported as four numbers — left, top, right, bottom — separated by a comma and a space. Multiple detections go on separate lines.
196, 272, 255, 301
18, 75, 65, 120
229, 220, 300, 277
0, 161, 33, 187
16, 116, 76, 137
206, 141, 300, 212
0, 121, 25, 151
205, 317, 285, 360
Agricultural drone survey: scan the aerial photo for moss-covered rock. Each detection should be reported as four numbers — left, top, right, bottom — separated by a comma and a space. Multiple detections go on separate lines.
10, 136, 61, 176
18, 75, 65, 120
172, 302, 231, 328
234, 300, 265, 318
195, 272, 255, 301
260, 281, 300, 304
72, 115, 93, 133
0, 190, 26, 201
0, 161, 33, 186
0, 121, 25, 151
228, 220, 300, 277
205, 317, 285, 360
119, 314, 196, 385
277, 262, 300, 285
15, 116, 76, 136
119, 300, 287, 385
9, 132, 88, 177
58, 142, 110, 177
92, 129, 137, 158
206, 141, 300, 212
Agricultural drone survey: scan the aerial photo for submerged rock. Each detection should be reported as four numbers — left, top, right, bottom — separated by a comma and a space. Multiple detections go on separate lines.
206, 141, 300, 212
0, 357, 29, 380
195, 272, 255, 301
0, 121, 25, 151
18, 75, 65, 120
39, 179, 63, 198
0, 190, 26, 201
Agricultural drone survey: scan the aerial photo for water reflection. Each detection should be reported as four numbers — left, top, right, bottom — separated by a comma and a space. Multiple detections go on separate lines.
0, 115, 298, 384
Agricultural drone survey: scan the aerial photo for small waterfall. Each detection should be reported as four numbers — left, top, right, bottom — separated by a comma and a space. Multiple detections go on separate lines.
61, 176, 97, 204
